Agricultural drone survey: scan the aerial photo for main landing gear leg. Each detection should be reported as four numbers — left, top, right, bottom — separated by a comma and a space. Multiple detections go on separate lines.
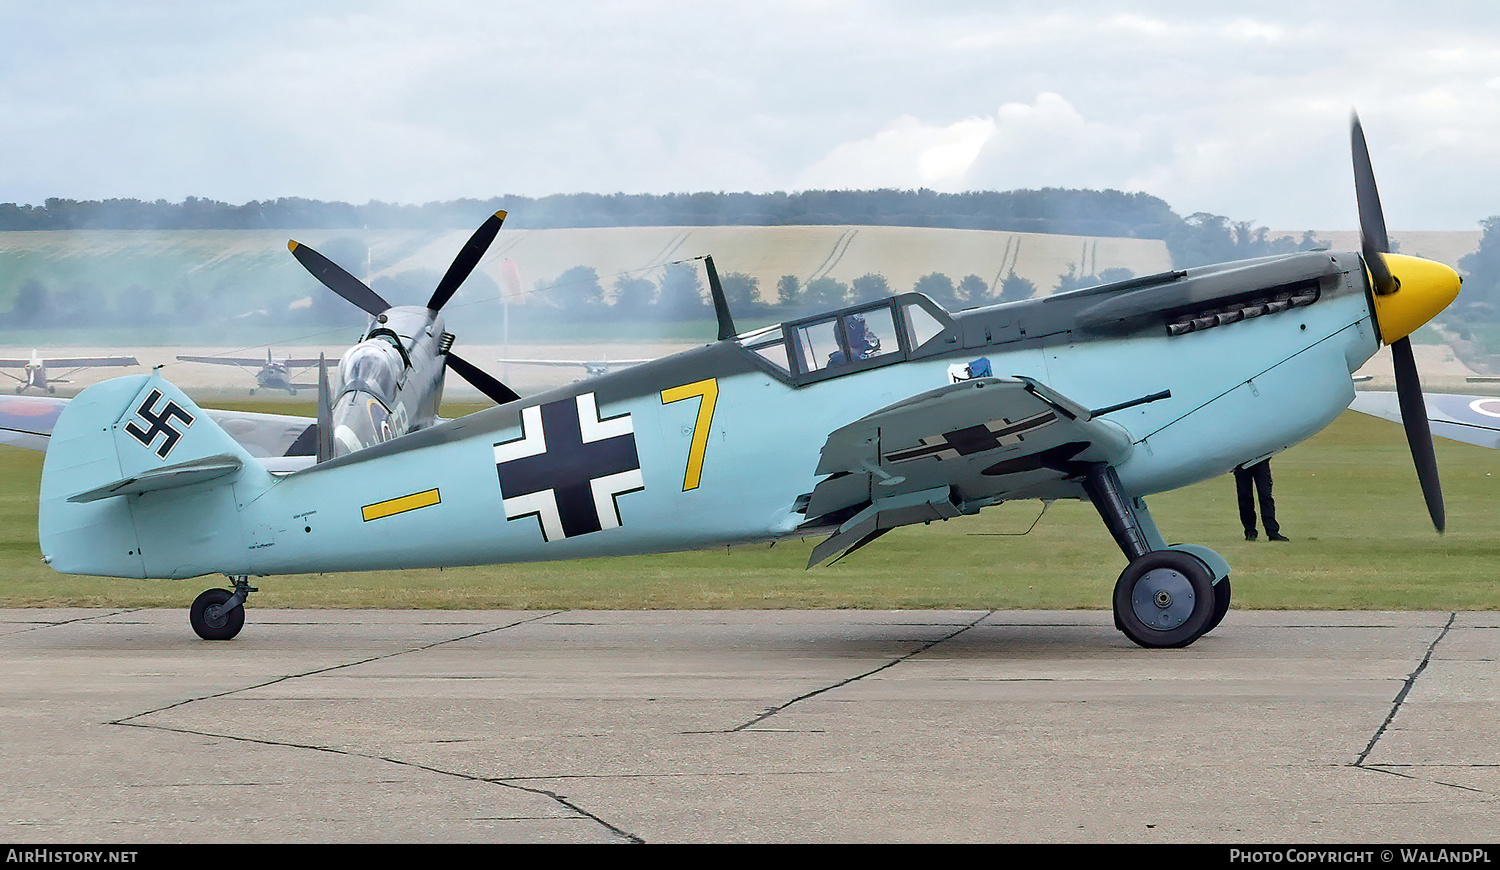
190, 575, 257, 641
1081, 463, 1228, 649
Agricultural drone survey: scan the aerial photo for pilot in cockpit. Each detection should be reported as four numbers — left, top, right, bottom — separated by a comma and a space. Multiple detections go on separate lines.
827, 313, 882, 367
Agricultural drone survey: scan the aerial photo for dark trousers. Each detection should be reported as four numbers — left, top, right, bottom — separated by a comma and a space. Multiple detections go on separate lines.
1234, 461, 1280, 536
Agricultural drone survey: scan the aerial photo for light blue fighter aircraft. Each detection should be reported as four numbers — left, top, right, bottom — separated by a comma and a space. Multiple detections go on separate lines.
31, 116, 1462, 648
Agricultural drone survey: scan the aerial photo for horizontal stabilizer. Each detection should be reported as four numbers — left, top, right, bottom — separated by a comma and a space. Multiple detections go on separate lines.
68, 454, 243, 503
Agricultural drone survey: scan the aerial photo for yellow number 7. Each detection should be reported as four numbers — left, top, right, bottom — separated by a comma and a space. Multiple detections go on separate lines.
660, 378, 719, 491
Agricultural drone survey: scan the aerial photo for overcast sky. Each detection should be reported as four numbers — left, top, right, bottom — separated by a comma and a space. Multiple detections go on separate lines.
3, 1, 1497, 230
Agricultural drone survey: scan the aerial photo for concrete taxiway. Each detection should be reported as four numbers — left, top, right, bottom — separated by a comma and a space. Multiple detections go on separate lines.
1, 608, 1496, 843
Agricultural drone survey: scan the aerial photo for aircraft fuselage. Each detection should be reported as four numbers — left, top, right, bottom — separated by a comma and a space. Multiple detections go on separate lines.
328, 306, 449, 457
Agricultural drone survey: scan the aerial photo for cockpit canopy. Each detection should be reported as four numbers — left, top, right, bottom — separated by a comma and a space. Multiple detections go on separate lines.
737, 293, 955, 386
337, 339, 405, 406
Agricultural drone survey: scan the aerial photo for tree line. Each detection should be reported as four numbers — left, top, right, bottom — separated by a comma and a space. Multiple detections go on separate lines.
0, 189, 1178, 237
0, 189, 1343, 273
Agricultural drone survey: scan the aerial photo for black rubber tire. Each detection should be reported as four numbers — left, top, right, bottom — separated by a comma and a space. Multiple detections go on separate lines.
1113, 550, 1215, 649
1205, 576, 1232, 635
190, 588, 245, 641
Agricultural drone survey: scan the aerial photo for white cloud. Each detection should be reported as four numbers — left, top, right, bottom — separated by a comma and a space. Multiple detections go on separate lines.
798, 94, 1152, 194
2, 1, 1498, 229
794, 115, 997, 190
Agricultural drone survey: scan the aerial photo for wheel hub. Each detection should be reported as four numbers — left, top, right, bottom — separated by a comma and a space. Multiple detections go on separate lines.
1131, 568, 1196, 631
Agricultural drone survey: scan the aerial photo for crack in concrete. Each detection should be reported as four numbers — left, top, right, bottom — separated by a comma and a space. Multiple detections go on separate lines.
104, 609, 644, 843
110, 610, 565, 724
1355, 612, 1455, 767
1356, 764, 1487, 793
113, 719, 643, 843
1352, 612, 1465, 796
5, 608, 145, 633
730, 611, 994, 731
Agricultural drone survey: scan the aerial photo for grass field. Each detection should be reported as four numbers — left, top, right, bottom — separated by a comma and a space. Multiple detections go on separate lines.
0, 403, 1495, 611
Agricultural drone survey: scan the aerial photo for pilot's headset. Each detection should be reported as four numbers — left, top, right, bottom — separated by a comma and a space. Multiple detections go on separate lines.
846, 313, 879, 357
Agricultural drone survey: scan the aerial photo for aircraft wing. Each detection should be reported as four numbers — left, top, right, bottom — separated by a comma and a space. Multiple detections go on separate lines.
1348, 391, 1500, 450
0, 394, 317, 466
177, 355, 269, 367
804, 376, 1133, 566
0, 395, 67, 450
494, 358, 654, 367
0, 359, 31, 368
46, 356, 138, 368
207, 409, 318, 461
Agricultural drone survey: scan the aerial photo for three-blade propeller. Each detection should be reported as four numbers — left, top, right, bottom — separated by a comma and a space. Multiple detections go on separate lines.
288, 211, 519, 405
1352, 114, 1444, 532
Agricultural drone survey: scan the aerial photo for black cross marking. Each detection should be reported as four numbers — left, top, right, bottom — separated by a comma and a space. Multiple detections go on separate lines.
884, 410, 1056, 463
124, 389, 195, 458
494, 394, 642, 541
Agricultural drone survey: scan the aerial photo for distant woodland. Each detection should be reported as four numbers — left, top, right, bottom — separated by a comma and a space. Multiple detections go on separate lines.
0, 189, 1175, 234
0, 189, 1330, 269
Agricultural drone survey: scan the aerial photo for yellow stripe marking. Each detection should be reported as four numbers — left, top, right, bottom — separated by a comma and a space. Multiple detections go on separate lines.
661, 377, 718, 491
361, 488, 441, 522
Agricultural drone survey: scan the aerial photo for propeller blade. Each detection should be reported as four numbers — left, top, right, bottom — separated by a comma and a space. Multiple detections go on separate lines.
289, 240, 391, 316
1351, 114, 1398, 295
1391, 336, 1445, 532
428, 210, 507, 312
445, 351, 520, 405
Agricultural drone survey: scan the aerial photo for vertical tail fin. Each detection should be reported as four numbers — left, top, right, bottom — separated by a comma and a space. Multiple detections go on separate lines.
39, 374, 273, 578
316, 353, 333, 463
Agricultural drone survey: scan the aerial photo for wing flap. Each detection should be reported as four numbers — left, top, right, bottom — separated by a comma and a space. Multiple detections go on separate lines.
808, 485, 961, 567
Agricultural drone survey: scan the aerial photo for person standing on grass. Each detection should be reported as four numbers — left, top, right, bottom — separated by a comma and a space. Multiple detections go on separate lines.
1234, 458, 1288, 542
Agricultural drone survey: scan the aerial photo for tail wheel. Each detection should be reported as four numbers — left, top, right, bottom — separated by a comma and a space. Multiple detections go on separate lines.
1113, 550, 1215, 649
190, 588, 245, 640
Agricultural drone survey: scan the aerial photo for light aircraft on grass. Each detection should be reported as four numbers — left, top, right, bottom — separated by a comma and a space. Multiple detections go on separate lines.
175, 349, 326, 395
0, 350, 137, 394
28, 116, 1461, 649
